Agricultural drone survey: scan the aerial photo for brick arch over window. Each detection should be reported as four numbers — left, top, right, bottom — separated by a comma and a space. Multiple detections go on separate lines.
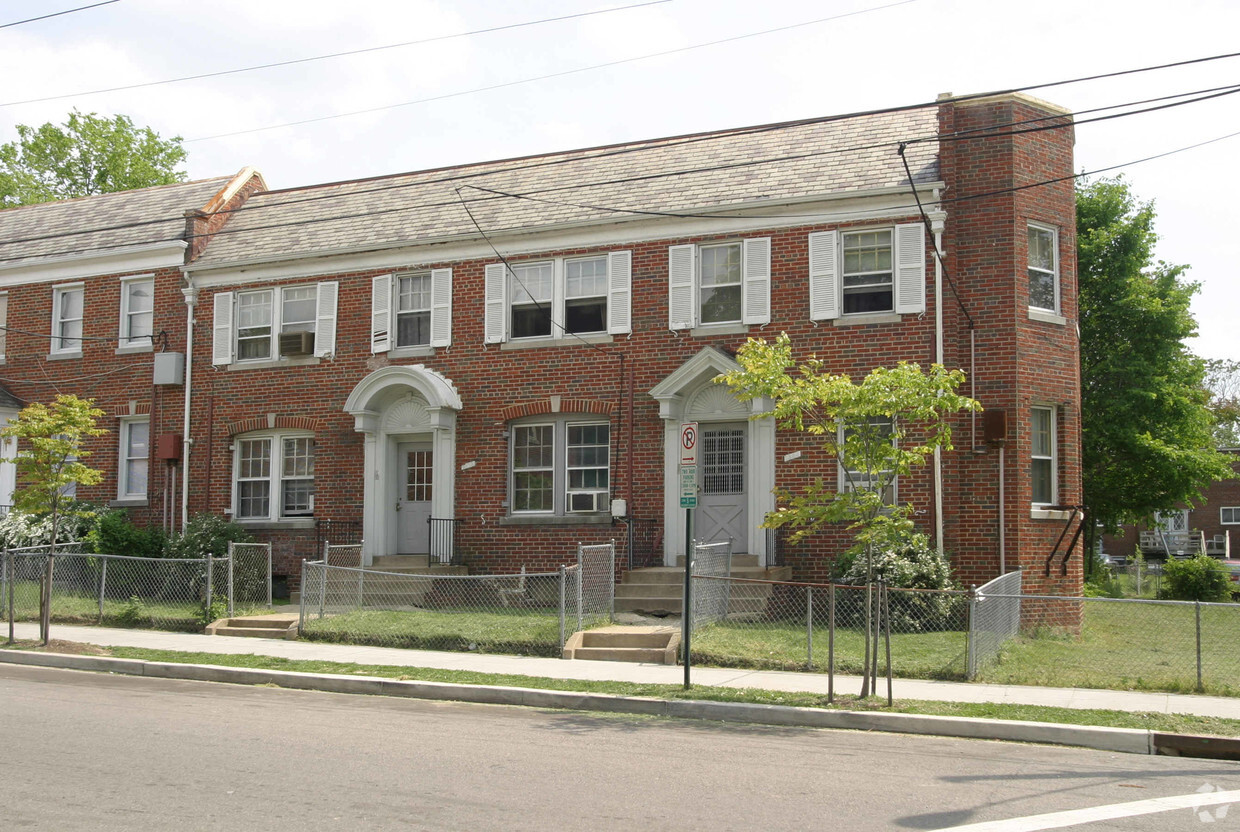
225, 415, 324, 437
499, 398, 614, 422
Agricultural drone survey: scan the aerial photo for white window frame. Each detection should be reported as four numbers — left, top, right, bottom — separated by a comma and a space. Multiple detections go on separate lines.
668, 238, 770, 330
51, 283, 84, 355
117, 417, 150, 500
808, 223, 924, 321
0, 291, 8, 360
119, 275, 155, 349
509, 417, 610, 516
837, 417, 897, 504
486, 252, 630, 344
1220, 507, 1240, 525
1031, 405, 1057, 507
1028, 223, 1060, 313
371, 269, 451, 353
231, 431, 316, 522
213, 281, 338, 365
395, 271, 433, 348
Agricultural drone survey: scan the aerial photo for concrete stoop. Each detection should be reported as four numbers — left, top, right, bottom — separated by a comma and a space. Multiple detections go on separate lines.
615, 555, 794, 616
205, 613, 300, 640
562, 625, 680, 664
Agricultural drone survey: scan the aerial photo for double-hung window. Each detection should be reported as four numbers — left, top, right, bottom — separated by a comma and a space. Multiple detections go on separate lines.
485, 253, 630, 344
118, 418, 149, 500
119, 276, 154, 348
668, 239, 768, 330
1031, 405, 1056, 507
51, 283, 84, 354
370, 269, 451, 352
1028, 224, 1059, 313
510, 418, 610, 515
1221, 507, 1240, 525
213, 281, 338, 365
808, 223, 925, 320
839, 417, 896, 504
233, 433, 315, 521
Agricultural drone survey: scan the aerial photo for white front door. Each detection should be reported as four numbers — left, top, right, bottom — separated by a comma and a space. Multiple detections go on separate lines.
697, 424, 748, 551
396, 442, 433, 554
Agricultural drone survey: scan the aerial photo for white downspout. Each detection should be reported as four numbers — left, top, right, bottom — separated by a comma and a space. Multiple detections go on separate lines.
933, 221, 945, 556
181, 283, 197, 532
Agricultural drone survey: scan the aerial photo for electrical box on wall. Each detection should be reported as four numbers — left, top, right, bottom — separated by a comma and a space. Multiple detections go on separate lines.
155, 433, 183, 461
983, 409, 1008, 444
153, 352, 185, 386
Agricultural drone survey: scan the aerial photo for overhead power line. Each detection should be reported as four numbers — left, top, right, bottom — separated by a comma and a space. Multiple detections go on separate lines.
0, 0, 118, 30
0, 0, 670, 108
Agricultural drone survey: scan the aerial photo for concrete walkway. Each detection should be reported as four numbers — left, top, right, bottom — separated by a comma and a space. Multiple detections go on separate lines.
8, 622, 1239, 720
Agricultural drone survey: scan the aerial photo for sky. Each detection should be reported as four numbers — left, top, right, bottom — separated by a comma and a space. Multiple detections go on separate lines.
1, 0, 1237, 359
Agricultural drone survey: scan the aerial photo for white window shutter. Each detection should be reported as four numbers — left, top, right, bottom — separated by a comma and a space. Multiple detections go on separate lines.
430, 268, 453, 348
212, 292, 233, 365
742, 237, 771, 325
484, 263, 507, 344
371, 274, 392, 353
607, 250, 632, 335
668, 244, 696, 330
314, 281, 338, 357
894, 222, 926, 315
808, 231, 839, 321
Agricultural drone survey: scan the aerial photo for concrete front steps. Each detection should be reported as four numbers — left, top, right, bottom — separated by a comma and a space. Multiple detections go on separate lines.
205, 612, 300, 639
562, 625, 680, 664
615, 555, 793, 616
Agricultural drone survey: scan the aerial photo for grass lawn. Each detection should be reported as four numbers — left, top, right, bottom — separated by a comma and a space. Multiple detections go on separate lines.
4, 581, 275, 632
9, 642, 1234, 738
976, 600, 1240, 696
300, 607, 564, 657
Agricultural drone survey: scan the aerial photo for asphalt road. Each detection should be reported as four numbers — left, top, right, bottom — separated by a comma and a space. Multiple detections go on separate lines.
1, 664, 1238, 831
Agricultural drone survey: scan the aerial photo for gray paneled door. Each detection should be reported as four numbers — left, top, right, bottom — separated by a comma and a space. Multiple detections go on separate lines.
396, 442, 432, 554
697, 424, 747, 552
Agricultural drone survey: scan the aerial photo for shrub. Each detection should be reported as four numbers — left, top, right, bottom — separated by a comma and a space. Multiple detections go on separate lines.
88, 509, 166, 558
1162, 555, 1232, 603
166, 513, 253, 559
837, 531, 963, 631
0, 501, 106, 549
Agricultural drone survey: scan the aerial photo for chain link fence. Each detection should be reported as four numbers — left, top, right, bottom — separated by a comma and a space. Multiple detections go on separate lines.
687, 574, 970, 680
690, 540, 732, 629
298, 560, 602, 657
576, 540, 616, 630
966, 570, 1022, 678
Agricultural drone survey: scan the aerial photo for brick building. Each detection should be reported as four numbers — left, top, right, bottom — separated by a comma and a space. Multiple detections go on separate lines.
0, 92, 1083, 595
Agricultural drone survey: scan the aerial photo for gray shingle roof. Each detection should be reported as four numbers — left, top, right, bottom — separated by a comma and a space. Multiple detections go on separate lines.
195, 107, 941, 268
0, 383, 22, 410
0, 176, 238, 268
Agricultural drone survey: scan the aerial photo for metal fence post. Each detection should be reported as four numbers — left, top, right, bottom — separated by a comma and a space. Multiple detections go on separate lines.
227, 543, 235, 618
1196, 600, 1204, 693
806, 585, 814, 670
883, 582, 893, 707
558, 565, 567, 650
318, 560, 327, 620
827, 583, 835, 704
298, 559, 307, 633
965, 586, 977, 681
5, 549, 13, 645
576, 564, 584, 634
205, 556, 214, 620
266, 544, 273, 608
98, 557, 107, 623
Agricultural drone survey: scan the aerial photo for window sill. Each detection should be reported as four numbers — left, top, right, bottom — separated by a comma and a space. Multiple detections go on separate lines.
234, 519, 316, 530
389, 345, 436, 359
46, 350, 82, 361
115, 344, 153, 356
108, 499, 149, 508
689, 323, 748, 337
832, 312, 901, 327
226, 356, 321, 371
1031, 508, 1073, 521
500, 334, 613, 351
498, 513, 613, 526
1028, 308, 1066, 326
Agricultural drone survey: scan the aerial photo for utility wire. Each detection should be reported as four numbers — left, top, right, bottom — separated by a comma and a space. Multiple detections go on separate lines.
0, 1, 670, 107
0, 1, 118, 30
4, 79, 1235, 255
186, 0, 924, 142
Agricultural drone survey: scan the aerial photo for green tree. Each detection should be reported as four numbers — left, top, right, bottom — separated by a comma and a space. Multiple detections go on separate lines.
1203, 358, 1240, 448
0, 110, 187, 208
1077, 178, 1233, 546
1, 394, 106, 644
721, 333, 980, 694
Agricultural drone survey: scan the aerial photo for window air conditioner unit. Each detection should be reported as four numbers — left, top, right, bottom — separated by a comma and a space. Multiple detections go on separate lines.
279, 330, 315, 357
568, 491, 607, 513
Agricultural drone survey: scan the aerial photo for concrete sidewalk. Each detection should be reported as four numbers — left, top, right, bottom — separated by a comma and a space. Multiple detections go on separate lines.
7, 622, 1240, 720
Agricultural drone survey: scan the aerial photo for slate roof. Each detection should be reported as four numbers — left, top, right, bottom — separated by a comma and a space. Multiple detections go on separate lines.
194, 106, 941, 268
0, 176, 239, 268
0, 383, 22, 410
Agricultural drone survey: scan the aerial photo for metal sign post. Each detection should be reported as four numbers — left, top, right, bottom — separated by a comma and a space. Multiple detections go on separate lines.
680, 423, 698, 689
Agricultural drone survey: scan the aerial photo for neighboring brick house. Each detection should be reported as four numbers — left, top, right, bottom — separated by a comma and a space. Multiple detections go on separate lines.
1103, 449, 1240, 559
0, 92, 1083, 596
0, 169, 265, 529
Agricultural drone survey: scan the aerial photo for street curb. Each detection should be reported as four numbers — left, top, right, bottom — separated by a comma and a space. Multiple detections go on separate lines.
4, 648, 1234, 759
